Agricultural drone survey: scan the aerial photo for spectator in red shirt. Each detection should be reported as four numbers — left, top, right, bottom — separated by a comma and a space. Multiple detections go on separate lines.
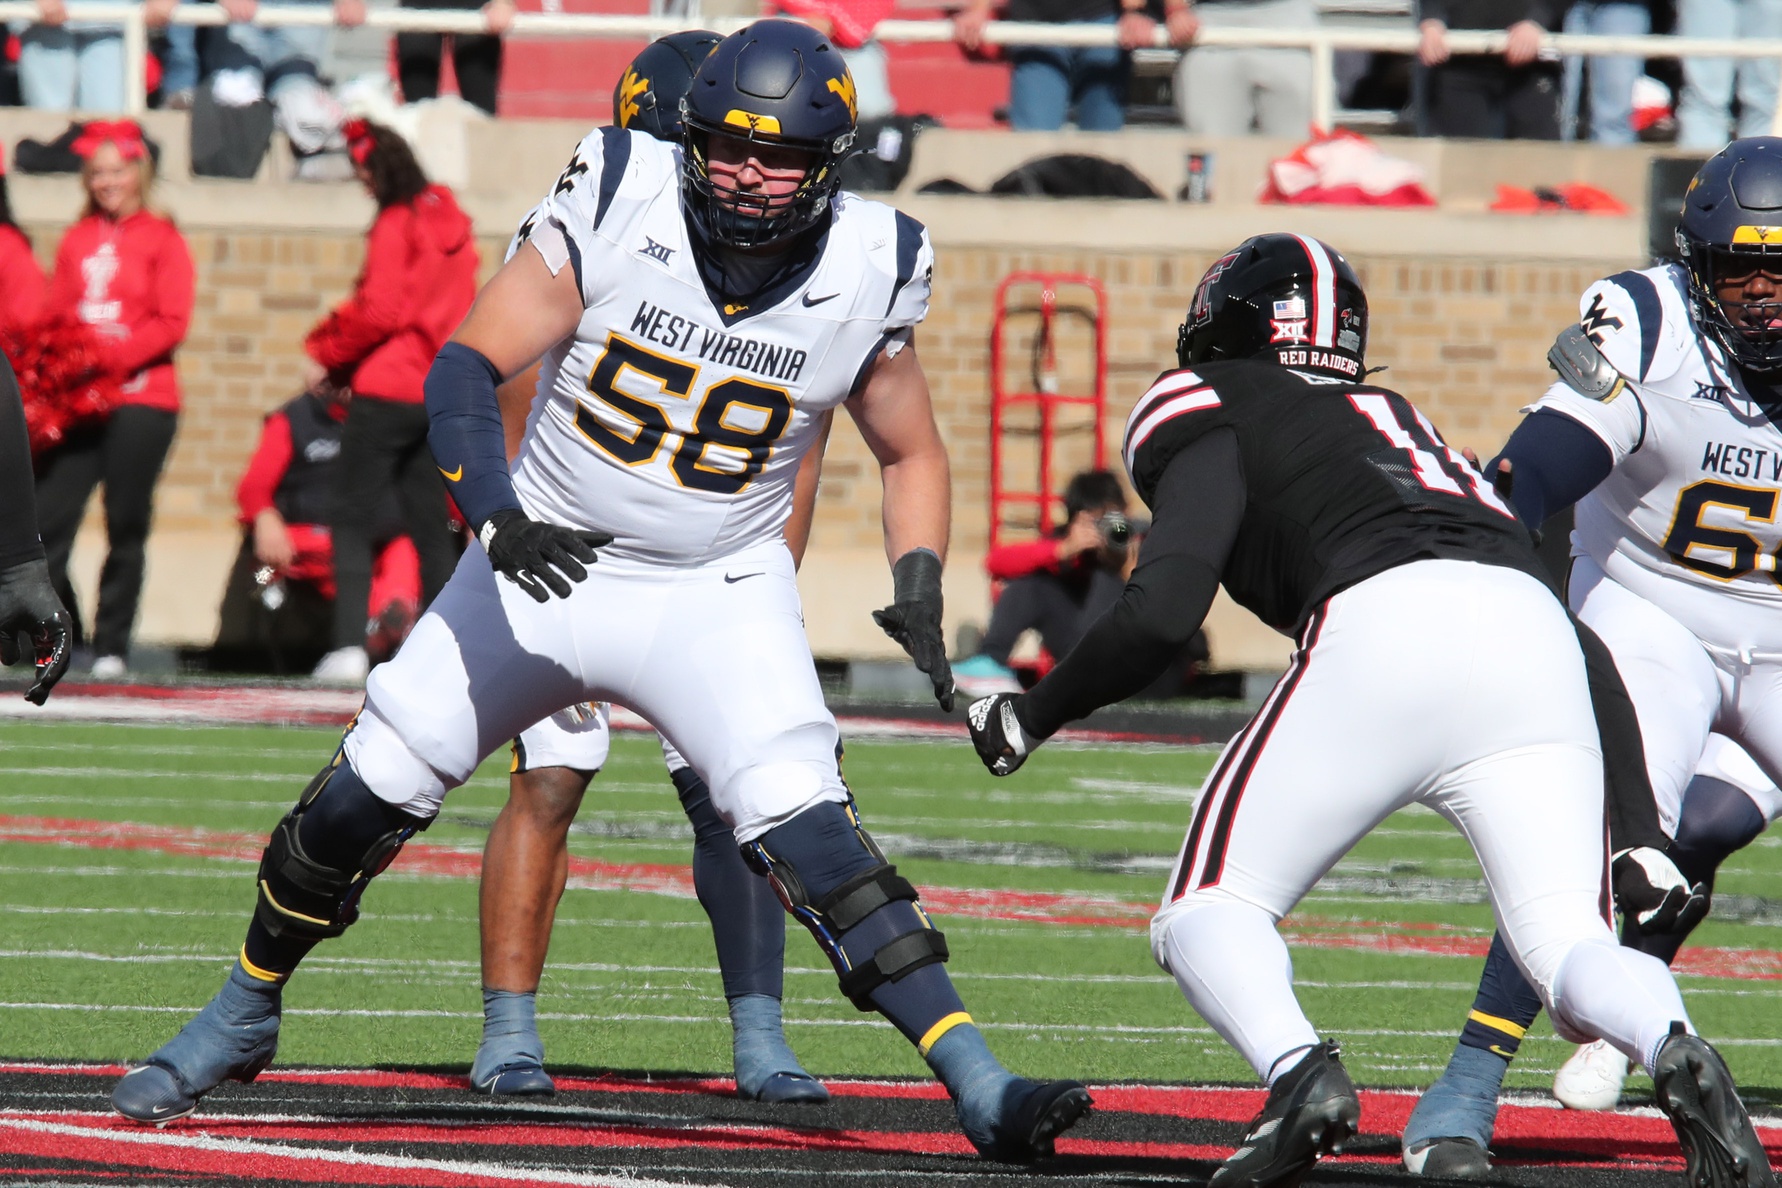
953, 470, 1134, 696
33, 120, 194, 680
0, 157, 46, 337
304, 119, 478, 683
216, 386, 423, 672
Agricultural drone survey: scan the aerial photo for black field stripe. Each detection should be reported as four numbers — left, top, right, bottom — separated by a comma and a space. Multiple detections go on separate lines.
1197, 606, 1329, 890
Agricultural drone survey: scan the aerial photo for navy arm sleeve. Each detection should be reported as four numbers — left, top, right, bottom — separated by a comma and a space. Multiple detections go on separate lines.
1016, 428, 1245, 740
424, 342, 522, 531
1490, 408, 1614, 529
0, 356, 44, 571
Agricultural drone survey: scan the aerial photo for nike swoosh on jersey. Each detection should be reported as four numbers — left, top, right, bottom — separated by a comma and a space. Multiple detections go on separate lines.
724, 572, 763, 583
802, 292, 840, 307
438, 464, 464, 482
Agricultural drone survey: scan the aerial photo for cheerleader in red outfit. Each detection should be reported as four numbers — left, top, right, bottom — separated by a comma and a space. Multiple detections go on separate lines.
34, 120, 195, 678
0, 153, 45, 337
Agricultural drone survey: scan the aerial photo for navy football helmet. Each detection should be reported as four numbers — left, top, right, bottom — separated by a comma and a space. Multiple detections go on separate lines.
680, 19, 858, 250
1677, 137, 1782, 373
613, 30, 721, 142
1178, 233, 1369, 381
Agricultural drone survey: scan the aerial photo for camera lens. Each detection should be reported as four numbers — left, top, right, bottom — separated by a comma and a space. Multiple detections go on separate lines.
1101, 513, 1131, 545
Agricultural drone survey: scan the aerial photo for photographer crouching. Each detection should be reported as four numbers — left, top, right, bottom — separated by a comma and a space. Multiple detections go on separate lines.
955, 471, 1148, 697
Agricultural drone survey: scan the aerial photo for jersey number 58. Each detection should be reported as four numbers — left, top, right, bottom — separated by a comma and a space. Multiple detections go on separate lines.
573, 333, 792, 495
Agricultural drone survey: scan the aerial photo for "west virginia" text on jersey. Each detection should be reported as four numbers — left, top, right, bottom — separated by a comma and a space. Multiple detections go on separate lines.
629, 300, 809, 383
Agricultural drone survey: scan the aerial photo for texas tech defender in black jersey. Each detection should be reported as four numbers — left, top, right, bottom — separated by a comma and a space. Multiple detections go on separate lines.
967, 235, 1773, 1188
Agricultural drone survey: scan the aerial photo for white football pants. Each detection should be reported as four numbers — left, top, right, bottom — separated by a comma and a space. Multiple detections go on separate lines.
344, 538, 846, 842
511, 705, 694, 781
1150, 560, 1691, 1082
1570, 553, 1782, 836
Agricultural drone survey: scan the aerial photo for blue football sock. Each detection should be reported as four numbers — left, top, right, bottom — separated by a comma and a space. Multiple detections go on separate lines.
926, 1022, 1014, 1139
472, 988, 545, 1083
729, 993, 824, 1100
1404, 1042, 1508, 1151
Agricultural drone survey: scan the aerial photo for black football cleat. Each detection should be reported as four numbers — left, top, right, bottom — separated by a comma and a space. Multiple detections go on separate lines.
1653, 1028, 1777, 1188
967, 1078, 1093, 1162
1403, 1137, 1492, 1179
1211, 1042, 1361, 1188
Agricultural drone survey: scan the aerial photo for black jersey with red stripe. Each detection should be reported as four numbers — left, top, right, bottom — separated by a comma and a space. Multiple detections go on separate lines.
1123, 359, 1547, 632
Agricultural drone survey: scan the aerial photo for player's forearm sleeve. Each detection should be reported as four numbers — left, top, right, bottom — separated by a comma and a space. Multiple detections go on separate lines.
0, 356, 45, 570
1575, 614, 1668, 852
1018, 429, 1244, 739
424, 342, 522, 531
1491, 409, 1614, 528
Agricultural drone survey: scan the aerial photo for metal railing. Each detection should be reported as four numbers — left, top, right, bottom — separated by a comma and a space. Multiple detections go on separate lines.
3, 3, 1781, 134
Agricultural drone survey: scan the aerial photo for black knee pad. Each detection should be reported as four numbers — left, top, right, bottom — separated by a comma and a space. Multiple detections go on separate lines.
742, 801, 949, 1010
254, 759, 431, 941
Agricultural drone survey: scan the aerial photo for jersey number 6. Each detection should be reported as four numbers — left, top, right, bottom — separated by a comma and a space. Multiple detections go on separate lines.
574, 333, 793, 495
1661, 479, 1781, 582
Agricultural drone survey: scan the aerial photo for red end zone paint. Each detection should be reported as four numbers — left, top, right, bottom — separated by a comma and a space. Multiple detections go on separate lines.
10, 815, 1782, 975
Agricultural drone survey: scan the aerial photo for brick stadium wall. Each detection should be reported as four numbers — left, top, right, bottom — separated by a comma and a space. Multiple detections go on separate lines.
20, 221, 1619, 666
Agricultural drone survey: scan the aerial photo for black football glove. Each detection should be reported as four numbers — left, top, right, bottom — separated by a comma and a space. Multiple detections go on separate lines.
967, 693, 1039, 776
0, 557, 73, 705
1613, 846, 1710, 935
478, 509, 613, 603
872, 548, 955, 711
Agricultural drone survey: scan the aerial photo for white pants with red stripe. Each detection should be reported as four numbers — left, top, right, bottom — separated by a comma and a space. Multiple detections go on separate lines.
1150, 559, 1691, 1082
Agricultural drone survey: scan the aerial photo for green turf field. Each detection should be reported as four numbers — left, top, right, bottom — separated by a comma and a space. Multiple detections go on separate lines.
3, 719, 1780, 1102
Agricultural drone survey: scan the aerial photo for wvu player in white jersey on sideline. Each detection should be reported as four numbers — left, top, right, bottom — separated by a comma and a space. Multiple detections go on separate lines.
111, 20, 1093, 1160
471, 29, 833, 1106
1400, 138, 1782, 1183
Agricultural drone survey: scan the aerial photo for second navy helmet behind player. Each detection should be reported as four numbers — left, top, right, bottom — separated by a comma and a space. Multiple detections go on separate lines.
1677, 136, 1782, 373
680, 19, 859, 250
1178, 233, 1368, 381
614, 29, 722, 141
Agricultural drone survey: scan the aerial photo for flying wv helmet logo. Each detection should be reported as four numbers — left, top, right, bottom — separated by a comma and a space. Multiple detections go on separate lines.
1580, 292, 1625, 346
827, 72, 858, 121
616, 68, 649, 128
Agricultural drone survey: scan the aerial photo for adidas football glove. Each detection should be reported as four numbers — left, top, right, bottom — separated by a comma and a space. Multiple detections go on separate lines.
872, 548, 956, 711
0, 557, 72, 705
967, 693, 1039, 776
1613, 846, 1710, 935
479, 510, 613, 603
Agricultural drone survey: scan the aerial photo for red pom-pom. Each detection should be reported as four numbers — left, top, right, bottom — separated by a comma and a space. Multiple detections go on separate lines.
1, 317, 119, 454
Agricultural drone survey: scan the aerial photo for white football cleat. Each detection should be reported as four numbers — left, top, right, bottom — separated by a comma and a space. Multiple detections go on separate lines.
90, 655, 127, 680
1553, 1039, 1630, 1111
311, 646, 369, 685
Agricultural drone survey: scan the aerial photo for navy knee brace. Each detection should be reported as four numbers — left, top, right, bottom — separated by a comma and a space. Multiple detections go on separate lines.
742, 800, 948, 1010
254, 757, 433, 941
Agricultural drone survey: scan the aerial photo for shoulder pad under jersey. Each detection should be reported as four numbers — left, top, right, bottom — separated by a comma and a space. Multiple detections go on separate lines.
1574, 266, 1696, 387
1547, 323, 1629, 402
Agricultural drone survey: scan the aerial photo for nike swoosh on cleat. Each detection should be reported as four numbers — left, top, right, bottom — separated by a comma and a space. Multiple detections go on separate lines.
802, 292, 840, 307
724, 573, 763, 583
438, 464, 463, 482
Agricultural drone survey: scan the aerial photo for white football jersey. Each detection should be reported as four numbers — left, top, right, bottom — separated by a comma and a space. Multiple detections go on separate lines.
1532, 263, 1782, 652
504, 128, 932, 567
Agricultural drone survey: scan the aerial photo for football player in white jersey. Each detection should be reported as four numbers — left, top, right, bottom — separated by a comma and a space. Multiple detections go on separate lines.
112, 21, 1093, 1160
1401, 138, 1782, 1182
469, 30, 831, 1107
